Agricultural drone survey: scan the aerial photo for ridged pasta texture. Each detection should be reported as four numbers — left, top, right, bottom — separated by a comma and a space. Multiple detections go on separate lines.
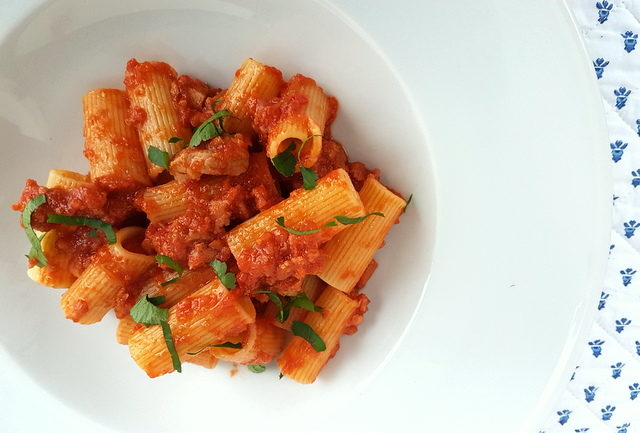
318, 176, 406, 292
82, 89, 151, 190
278, 286, 358, 384
227, 168, 365, 258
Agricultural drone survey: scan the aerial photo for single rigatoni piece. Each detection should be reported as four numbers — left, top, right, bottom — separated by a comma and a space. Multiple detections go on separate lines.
227, 169, 365, 258
318, 176, 405, 292
266, 275, 325, 330
60, 227, 155, 324
222, 58, 284, 135
128, 280, 256, 377
46, 169, 91, 189
267, 74, 334, 167
116, 315, 139, 345
208, 318, 286, 365
124, 59, 192, 179
136, 180, 188, 224
169, 134, 251, 182
278, 286, 358, 384
82, 89, 151, 191
27, 229, 76, 289
116, 266, 215, 344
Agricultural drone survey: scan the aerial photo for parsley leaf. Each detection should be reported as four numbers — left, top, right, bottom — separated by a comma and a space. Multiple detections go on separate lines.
148, 146, 170, 169
186, 341, 242, 356
285, 292, 322, 320
130, 295, 181, 372
333, 212, 385, 225
189, 107, 233, 147
275, 216, 337, 236
255, 290, 285, 322
210, 260, 236, 290
248, 364, 266, 373
168, 136, 184, 145
46, 214, 116, 244
156, 254, 183, 286
300, 166, 318, 190
292, 321, 326, 352
404, 194, 413, 211
22, 194, 48, 267
161, 321, 182, 372
130, 295, 167, 326
271, 142, 297, 177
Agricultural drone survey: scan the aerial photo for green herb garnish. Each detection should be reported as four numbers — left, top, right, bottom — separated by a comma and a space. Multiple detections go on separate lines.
130, 295, 181, 373
87, 229, 98, 238
187, 341, 243, 356
210, 260, 236, 290
156, 254, 183, 286
22, 194, 48, 267
189, 102, 233, 147
333, 212, 385, 225
148, 146, 170, 169
292, 321, 326, 352
255, 290, 285, 322
286, 292, 322, 318
248, 364, 266, 373
404, 193, 413, 211
271, 142, 297, 177
275, 216, 337, 236
168, 136, 185, 145
275, 212, 384, 236
46, 214, 116, 244
300, 167, 318, 190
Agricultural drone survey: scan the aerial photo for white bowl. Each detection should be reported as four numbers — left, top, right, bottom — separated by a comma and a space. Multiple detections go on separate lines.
0, 1, 609, 432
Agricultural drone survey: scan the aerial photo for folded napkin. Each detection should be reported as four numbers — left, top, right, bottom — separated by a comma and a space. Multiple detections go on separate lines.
540, 1, 640, 431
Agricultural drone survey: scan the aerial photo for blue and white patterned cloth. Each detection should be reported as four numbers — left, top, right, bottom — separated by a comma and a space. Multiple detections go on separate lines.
539, 1, 640, 432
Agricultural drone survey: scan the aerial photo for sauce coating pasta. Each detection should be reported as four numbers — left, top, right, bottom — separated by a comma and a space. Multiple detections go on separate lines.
12, 58, 407, 383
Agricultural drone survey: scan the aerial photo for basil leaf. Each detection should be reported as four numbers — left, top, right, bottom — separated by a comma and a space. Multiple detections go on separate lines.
275, 216, 337, 236
187, 341, 242, 356
189, 109, 233, 147
161, 321, 182, 373
22, 194, 48, 267
271, 142, 296, 177
46, 214, 116, 244
291, 321, 326, 352
130, 295, 168, 326
333, 212, 385, 225
247, 364, 266, 373
210, 260, 236, 290
300, 166, 318, 190
255, 290, 285, 323
156, 254, 184, 286
148, 146, 170, 169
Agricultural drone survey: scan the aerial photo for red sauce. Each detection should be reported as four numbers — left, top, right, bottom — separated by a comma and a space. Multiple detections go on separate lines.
236, 221, 331, 296
171, 74, 222, 127
343, 293, 370, 336
125, 107, 147, 128
124, 59, 177, 89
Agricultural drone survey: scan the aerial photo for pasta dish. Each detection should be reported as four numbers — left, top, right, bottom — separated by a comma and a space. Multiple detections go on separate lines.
12, 58, 408, 383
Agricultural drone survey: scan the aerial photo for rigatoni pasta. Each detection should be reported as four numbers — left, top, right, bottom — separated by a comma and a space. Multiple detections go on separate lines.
12, 57, 408, 383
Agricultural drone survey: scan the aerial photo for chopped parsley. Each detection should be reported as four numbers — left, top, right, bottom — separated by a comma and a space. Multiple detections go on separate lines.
275, 212, 385, 236
255, 290, 285, 322
46, 214, 116, 244
404, 193, 413, 211
130, 295, 181, 373
156, 254, 183, 286
292, 321, 326, 352
270, 135, 322, 190
147, 146, 170, 169
187, 341, 242, 356
189, 102, 233, 147
247, 364, 266, 373
22, 194, 48, 267
210, 260, 236, 290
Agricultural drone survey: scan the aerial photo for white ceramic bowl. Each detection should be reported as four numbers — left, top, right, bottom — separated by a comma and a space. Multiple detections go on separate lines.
0, 1, 609, 432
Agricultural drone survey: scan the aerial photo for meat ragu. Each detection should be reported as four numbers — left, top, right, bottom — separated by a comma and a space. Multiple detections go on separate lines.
12, 57, 408, 384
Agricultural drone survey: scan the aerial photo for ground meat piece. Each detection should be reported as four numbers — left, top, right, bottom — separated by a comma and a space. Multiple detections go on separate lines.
171, 74, 222, 128
236, 222, 332, 296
